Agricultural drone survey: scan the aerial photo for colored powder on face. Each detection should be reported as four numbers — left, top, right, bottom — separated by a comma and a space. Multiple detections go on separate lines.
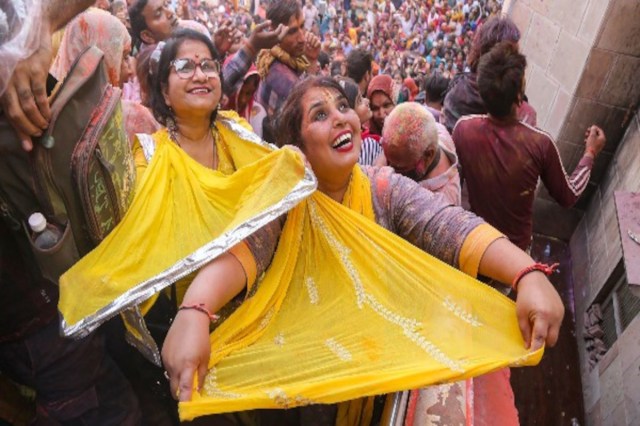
320, 88, 340, 106
382, 103, 438, 160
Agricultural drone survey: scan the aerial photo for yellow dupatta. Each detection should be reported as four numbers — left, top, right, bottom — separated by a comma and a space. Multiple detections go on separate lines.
58, 113, 315, 339
179, 165, 543, 420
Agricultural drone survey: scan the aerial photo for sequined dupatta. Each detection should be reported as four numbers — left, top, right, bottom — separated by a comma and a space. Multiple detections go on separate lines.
58, 114, 316, 342
180, 165, 543, 420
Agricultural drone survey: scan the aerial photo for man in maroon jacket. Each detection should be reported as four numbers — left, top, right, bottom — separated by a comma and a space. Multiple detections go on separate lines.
452, 40, 606, 426
453, 41, 606, 251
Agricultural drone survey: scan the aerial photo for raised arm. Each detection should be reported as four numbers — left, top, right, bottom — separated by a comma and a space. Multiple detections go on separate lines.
541, 125, 605, 207
222, 20, 287, 96
368, 166, 564, 352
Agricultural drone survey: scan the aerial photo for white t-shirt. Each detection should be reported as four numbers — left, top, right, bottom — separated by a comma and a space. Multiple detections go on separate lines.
303, 5, 318, 30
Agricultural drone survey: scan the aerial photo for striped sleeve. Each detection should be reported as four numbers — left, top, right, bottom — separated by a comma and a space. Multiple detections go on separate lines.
534, 125, 594, 207
358, 136, 384, 166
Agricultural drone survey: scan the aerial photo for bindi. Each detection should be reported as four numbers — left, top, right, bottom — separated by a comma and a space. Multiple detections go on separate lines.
320, 89, 338, 105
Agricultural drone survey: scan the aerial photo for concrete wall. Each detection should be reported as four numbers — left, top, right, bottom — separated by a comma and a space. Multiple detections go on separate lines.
570, 109, 640, 426
508, 0, 611, 140
507, 0, 640, 241
506, 0, 640, 424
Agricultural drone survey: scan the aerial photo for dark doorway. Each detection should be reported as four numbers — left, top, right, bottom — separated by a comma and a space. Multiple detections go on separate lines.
510, 234, 585, 425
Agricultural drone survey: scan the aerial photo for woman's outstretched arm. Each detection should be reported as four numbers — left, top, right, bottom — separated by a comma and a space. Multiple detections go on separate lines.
478, 238, 565, 351
161, 252, 246, 402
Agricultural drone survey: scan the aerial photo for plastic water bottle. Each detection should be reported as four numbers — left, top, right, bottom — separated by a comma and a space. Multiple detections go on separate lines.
28, 213, 62, 249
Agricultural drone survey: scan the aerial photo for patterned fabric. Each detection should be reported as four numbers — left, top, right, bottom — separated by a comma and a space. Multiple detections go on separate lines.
122, 101, 160, 146
51, 8, 130, 87
453, 114, 593, 250
442, 72, 537, 132
133, 123, 282, 306
257, 60, 303, 118
179, 165, 540, 421
59, 111, 310, 335
256, 46, 310, 80
51, 9, 160, 146
221, 45, 255, 98
358, 133, 383, 166
364, 166, 482, 267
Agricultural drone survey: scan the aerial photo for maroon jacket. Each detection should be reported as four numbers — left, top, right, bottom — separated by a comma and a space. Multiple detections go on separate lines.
453, 115, 593, 250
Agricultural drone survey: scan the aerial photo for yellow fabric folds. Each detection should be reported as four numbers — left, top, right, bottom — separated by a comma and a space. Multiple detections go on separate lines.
180, 166, 542, 420
58, 116, 308, 333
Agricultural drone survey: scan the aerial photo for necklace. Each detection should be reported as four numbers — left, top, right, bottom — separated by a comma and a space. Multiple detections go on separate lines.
169, 125, 219, 169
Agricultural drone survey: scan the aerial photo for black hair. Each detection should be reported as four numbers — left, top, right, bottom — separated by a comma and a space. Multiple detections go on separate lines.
149, 29, 223, 126
129, 0, 149, 49
345, 48, 373, 85
330, 60, 343, 77
424, 73, 450, 104
275, 77, 349, 149
477, 41, 526, 118
335, 77, 360, 109
467, 16, 521, 72
318, 51, 331, 70
266, 0, 301, 27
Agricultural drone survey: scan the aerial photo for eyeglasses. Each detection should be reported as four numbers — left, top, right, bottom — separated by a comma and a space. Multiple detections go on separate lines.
170, 58, 220, 79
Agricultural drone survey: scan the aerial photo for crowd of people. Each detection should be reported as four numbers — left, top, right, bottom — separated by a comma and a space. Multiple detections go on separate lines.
175, 0, 502, 80
0, 0, 608, 425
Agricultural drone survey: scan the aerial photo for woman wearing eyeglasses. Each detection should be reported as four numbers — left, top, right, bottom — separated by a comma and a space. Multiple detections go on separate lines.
58, 28, 313, 419
133, 28, 311, 386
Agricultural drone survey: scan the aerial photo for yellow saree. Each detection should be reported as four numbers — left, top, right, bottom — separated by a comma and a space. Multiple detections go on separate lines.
58, 113, 315, 341
179, 166, 543, 420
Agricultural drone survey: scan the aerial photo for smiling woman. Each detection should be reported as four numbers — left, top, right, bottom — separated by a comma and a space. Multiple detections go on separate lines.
57, 28, 315, 418
250, 76, 565, 423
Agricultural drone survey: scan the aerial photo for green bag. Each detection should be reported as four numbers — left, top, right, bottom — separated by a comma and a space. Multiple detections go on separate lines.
0, 46, 135, 283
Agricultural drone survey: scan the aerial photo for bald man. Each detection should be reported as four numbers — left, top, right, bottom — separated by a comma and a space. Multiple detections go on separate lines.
380, 102, 461, 205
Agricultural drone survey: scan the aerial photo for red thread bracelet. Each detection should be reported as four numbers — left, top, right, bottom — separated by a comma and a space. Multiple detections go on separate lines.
178, 303, 220, 322
511, 262, 559, 291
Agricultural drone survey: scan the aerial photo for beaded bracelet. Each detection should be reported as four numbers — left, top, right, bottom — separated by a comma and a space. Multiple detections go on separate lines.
511, 262, 559, 291
178, 303, 220, 322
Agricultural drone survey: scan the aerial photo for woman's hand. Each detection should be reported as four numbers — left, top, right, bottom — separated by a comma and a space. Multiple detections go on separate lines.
515, 272, 565, 351
160, 252, 248, 400
161, 309, 211, 401
476, 237, 565, 351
